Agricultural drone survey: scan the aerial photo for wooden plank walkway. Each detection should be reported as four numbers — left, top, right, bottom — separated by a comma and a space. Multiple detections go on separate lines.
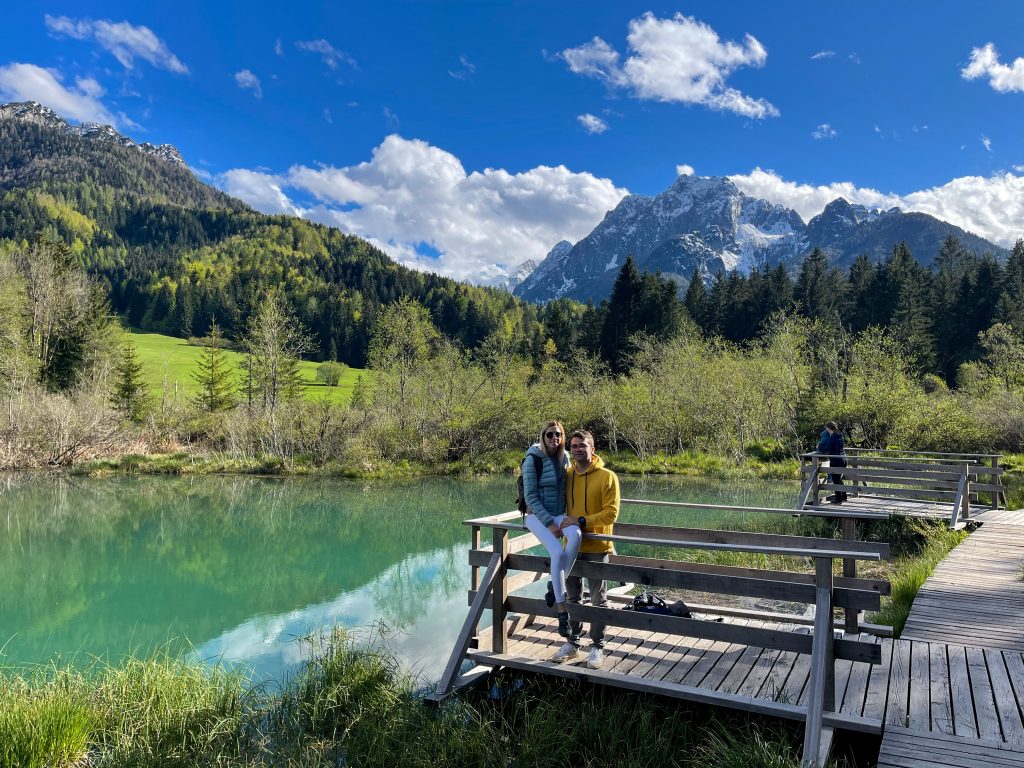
481, 617, 1024, 745
877, 726, 1024, 767
901, 517, 1024, 651
876, 510, 1024, 766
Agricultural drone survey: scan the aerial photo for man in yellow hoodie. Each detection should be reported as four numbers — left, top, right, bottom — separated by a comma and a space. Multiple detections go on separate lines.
551, 429, 620, 669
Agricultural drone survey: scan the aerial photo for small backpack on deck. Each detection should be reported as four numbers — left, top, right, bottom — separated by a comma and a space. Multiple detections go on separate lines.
516, 454, 545, 515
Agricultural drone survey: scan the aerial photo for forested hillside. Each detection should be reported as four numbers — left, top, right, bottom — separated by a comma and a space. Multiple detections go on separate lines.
0, 115, 544, 368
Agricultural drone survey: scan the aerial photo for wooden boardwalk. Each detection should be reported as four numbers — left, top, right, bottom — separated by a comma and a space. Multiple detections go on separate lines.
876, 510, 1024, 766
475, 618, 1024, 744
902, 516, 1024, 651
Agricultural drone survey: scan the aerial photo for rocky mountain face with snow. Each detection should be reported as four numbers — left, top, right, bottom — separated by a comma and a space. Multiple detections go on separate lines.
0, 101, 187, 167
515, 174, 1006, 303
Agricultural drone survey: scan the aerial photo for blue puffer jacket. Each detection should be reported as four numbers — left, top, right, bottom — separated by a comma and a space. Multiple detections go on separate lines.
522, 443, 569, 526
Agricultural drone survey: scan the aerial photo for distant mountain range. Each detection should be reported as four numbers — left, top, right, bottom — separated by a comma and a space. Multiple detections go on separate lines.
515, 174, 1008, 303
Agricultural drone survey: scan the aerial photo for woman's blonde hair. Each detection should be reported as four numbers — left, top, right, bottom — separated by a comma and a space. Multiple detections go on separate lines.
539, 420, 566, 458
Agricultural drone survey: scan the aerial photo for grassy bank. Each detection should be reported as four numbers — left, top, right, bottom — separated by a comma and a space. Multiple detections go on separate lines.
1, 630, 828, 768
72, 447, 806, 481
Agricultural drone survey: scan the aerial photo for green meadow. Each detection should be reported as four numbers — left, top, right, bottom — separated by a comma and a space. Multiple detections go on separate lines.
130, 331, 363, 406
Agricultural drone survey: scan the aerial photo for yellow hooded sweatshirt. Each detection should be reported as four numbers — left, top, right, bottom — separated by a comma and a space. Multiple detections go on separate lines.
566, 453, 620, 554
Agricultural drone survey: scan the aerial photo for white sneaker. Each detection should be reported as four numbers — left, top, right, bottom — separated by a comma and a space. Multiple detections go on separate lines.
551, 642, 581, 663
586, 646, 604, 669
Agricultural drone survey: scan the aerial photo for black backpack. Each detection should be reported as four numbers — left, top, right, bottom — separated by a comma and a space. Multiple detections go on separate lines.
516, 454, 544, 515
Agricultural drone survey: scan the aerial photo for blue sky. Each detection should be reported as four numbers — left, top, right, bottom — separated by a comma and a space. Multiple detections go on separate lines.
1, 2, 1023, 283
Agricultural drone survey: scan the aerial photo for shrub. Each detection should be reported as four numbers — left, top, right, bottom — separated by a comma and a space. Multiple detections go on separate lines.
316, 361, 347, 387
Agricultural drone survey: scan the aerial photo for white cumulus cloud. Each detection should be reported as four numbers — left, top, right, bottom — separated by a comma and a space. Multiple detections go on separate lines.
218, 135, 627, 284
560, 11, 778, 118
962, 43, 1024, 93
812, 123, 837, 139
729, 167, 1024, 247
44, 15, 188, 74
220, 168, 304, 217
676, 164, 695, 176
0, 62, 124, 126
577, 113, 608, 134
234, 69, 262, 98
981, 135, 993, 152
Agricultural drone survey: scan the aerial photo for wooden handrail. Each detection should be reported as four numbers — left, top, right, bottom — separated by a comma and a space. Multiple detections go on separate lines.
465, 520, 887, 560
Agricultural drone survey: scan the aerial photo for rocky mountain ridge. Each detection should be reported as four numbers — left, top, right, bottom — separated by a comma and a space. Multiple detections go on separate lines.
515, 174, 1006, 303
0, 101, 187, 167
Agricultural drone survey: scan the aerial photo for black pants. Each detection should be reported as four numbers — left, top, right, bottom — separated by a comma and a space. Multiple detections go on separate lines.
829, 457, 847, 496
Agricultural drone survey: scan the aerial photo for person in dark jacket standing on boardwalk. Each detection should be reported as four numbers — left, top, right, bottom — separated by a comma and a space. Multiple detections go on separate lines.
817, 421, 847, 503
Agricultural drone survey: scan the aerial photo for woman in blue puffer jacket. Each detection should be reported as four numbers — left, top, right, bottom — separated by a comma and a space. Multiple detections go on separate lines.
522, 420, 582, 638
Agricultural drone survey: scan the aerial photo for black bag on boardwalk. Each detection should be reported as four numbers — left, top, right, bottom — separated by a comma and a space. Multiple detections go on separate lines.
622, 592, 692, 617
515, 454, 544, 515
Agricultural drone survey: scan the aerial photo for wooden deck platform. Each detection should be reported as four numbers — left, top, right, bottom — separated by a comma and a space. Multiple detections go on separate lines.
473, 616, 1024, 746
469, 614, 888, 731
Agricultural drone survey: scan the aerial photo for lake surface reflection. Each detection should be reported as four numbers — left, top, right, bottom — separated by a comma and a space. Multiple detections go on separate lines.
0, 472, 796, 683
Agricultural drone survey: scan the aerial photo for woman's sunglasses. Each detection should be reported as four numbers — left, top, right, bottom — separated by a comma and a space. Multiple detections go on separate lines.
545, 431, 562, 439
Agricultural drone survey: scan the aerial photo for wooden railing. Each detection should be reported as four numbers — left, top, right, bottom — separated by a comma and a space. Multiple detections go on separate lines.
435, 510, 890, 768
799, 450, 1006, 528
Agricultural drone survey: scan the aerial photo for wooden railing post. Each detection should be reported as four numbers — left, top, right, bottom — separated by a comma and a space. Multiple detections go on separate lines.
802, 556, 835, 768
961, 463, 971, 522
470, 525, 481, 592
841, 518, 858, 634
811, 455, 821, 506
491, 528, 509, 654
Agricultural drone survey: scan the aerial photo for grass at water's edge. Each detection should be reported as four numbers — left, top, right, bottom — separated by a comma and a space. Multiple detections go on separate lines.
1, 630, 841, 768
866, 519, 969, 635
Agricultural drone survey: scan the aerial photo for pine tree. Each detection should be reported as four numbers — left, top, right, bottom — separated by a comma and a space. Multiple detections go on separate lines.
683, 267, 709, 332
111, 335, 148, 421
191, 322, 235, 412
600, 256, 642, 371
996, 239, 1024, 333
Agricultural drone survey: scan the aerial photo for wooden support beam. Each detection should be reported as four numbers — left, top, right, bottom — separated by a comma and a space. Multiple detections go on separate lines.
491, 529, 509, 655
435, 553, 501, 699
841, 517, 858, 634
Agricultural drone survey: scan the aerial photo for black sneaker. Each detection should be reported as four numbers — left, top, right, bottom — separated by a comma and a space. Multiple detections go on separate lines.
557, 611, 571, 637
545, 581, 555, 608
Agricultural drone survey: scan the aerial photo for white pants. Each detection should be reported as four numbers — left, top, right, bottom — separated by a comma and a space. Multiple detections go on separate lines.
524, 513, 582, 603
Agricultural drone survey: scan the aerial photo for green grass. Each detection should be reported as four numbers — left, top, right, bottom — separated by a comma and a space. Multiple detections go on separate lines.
0, 629, 819, 768
130, 330, 364, 406
867, 517, 968, 635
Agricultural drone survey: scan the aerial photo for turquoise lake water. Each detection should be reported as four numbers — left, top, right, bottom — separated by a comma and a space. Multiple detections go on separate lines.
0, 473, 797, 683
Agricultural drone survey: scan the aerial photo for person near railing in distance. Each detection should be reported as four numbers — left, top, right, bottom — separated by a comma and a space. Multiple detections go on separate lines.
817, 421, 847, 503
521, 420, 581, 639
552, 429, 621, 669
